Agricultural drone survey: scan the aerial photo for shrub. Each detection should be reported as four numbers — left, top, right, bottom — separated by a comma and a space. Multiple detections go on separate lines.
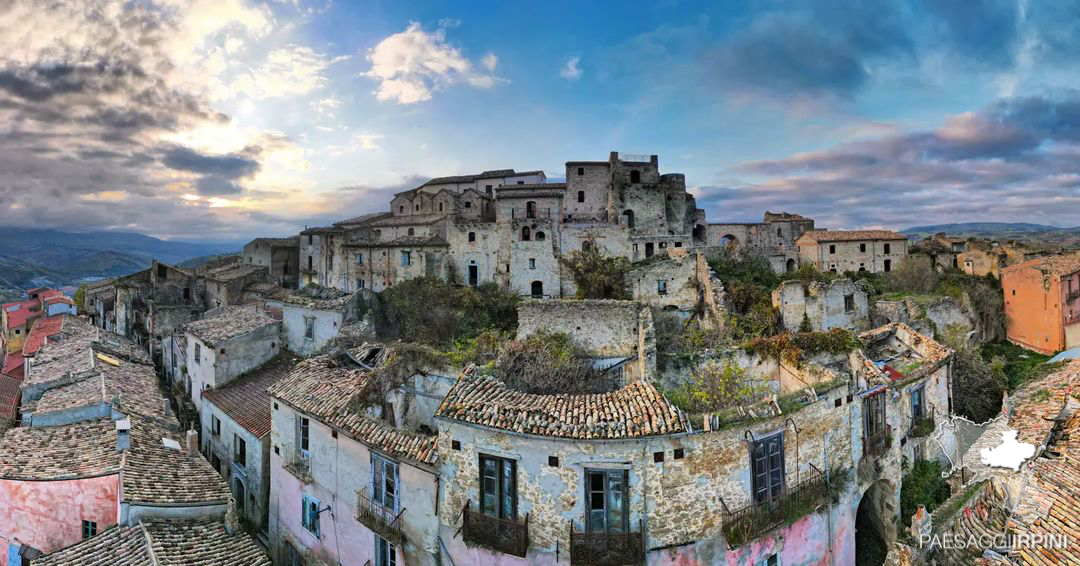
665, 357, 769, 413
747, 329, 862, 365
886, 256, 939, 294
374, 277, 519, 346
900, 459, 951, 521
942, 329, 1008, 423
559, 241, 631, 299
495, 331, 613, 394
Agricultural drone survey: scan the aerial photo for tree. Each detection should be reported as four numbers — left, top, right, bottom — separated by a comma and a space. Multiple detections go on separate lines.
74, 284, 86, 315
559, 240, 631, 299
886, 256, 938, 294
373, 277, 519, 346
942, 325, 1007, 423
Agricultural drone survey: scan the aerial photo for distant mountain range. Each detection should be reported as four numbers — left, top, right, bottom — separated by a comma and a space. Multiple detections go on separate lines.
901, 222, 1080, 237
0, 226, 240, 292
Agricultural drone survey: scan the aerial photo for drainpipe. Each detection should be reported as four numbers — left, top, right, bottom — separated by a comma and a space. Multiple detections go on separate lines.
641, 444, 650, 560
824, 430, 834, 566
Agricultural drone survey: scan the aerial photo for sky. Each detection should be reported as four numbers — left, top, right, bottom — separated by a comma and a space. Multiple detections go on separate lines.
3, 0, 1080, 243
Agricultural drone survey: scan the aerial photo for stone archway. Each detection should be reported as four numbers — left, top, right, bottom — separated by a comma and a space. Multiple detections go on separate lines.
856, 479, 896, 566
692, 224, 706, 245
721, 234, 738, 248
785, 258, 797, 272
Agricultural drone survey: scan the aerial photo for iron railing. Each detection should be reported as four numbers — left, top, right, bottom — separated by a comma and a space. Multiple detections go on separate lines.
281, 443, 313, 484
505, 207, 555, 220
721, 465, 828, 548
461, 501, 529, 557
569, 519, 644, 565
909, 406, 936, 438
863, 425, 892, 458
356, 488, 405, 545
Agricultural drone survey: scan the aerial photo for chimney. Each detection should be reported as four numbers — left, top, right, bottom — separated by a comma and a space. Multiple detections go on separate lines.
185, 428, 199, 453
115, 418, 131, 452
162, 398, 170, 418
223, 497, 239, 535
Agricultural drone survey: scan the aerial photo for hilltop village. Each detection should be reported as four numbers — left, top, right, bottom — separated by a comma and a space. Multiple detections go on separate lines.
2, 151, 1079, 566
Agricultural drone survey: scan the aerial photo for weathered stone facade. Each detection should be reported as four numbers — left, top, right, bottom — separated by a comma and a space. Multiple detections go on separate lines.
773, 278, 871, 332
797, 230, 910, 274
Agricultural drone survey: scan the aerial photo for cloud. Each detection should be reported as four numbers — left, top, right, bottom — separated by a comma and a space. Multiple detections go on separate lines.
230, 45, 348, 100
560, 56, 582, 80
364, 22, 503, 104
707, 91, 1080, 229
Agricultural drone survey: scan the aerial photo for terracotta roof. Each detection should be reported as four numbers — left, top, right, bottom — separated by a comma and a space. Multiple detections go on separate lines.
334, 212, 392, 226
122, 415, 231, 505
268, 346, 438, 465
200, 263, 267, 282
436, 369, 687, 439
0, 373, 21, 428
185, 307, 277, 347
247, 236, 298, 247
23, 314, 67, 356
33, 518, 271, 566
245, 284, 353, 311
1008, 360, 1078, 446
419, 169, 541, 188
1005, 252, 1080, 277
367, 213, 447, 227
0, 418, 121, 480
1, 353, 24, 380
203, 352, 301, 438
797, 230, 908, 243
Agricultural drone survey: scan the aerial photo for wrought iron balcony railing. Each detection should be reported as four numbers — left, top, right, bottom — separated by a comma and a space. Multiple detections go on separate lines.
909, 407, 936, 438
281, 443, 313, 484
569, 519, 644, 565
863, 424, 892, 458
461, 501, 529, 557
721, 465, 828, 548
355, 488, 405, 545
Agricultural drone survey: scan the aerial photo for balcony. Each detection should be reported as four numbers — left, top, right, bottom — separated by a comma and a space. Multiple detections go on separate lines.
863, 425, 893, 458
461, 501, 529, 558
569, 521, 644, 566
281, 443, 313, 484
721, 465, 828, 549
355, 488, 405, 545
909, 407, 936, 438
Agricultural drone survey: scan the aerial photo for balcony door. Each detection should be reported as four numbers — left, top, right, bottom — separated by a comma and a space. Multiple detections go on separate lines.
372, 453, 398, 512
480, 455, 516, 520
910, 385, 926, 421
585, 469, 628, 533
751, 432, 785, 507
864, 393, 886, 437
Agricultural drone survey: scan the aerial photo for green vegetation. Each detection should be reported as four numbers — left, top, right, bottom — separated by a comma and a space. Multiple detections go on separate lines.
707, 252, 782, 341
661, 357, 768, 413
940, 326, 1008, 423
74, 284, 86, 314
900, 459, 951, 521
373, 277, 519, 346
746, 329, 862, 365
932, 481, 986, 525
558, 241, 631, 299
978, 340, 1057, 390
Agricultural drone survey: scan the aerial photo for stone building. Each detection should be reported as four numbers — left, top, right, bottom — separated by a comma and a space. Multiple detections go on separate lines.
626, 250, 727, 326
1001, 253, 1080, 354
772, 278, 871, 332
796, 230, 909, 273
201, 351, 300, 534
243, 284, 362, 357
243, 236, 300, 289
1, 288, 74, 355
707, 211, 816, 273
183, 306, 281, 407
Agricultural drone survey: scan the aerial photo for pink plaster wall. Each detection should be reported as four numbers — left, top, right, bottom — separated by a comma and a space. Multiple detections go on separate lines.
0, 474, 120, 562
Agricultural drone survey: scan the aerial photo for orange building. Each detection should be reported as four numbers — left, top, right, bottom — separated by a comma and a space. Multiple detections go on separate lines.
1001, 254, 1080, 355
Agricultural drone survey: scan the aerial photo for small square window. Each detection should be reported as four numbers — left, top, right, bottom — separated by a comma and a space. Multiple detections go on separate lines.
331, 430, 337, 439
653, 451, 664, 463
82, 519, 97, 539
274, 445, 280, 455
847, 394, 853, 403
548, 456, 559, 467
577, 167, 584, 175
829, 244, 836, 254
528, 258, 536, 270
451, 440, 461, 451
673, 448, 685, 460
835, 397, 843, 408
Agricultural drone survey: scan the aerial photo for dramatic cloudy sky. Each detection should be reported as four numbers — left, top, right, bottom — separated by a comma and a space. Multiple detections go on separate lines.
3, 0, 1080, 242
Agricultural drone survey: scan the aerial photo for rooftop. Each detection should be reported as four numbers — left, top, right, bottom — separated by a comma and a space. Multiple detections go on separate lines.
22, 314, 68, 356
185, 307, 277, 347
1006, 252, 1080, 277
333, 212, 392, 226
368, 213, 448, 227
436, 368, 687, 439
27, 354, 164, 421
420, 168, 543, 187
0, 418, 120, 480
33, 517, 271, 566
248, 236, 299, 247
2, 288, 67, 329
1, 353, 23, 380
797, 229, 908, 243
268, 345, 438, 465
199, 263, 267, 282
0, 373, 21, 430
247, 283, 354, 311
123, 415, 231, 505
203, 352, 301, 438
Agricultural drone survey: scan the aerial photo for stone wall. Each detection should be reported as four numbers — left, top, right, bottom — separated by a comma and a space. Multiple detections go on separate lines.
800, 239, 909, 274
516, 300, 644, 357
773, 278, 870, 332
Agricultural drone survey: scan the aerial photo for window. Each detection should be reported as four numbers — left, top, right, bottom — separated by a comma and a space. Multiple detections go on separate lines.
884, 259, 892, 272
399, 205, 404, 213
777, 227, 782, 237
645, 242, 654, 257
864, 393, 887, 439
356, 253, 364, 265
194, 343, 201, 363
376, 535, 396, 566
911, 385, 926, 422
234, 434, 246, 467
235, 478, 245, 512
372, 454, 399, 512
468, 232, 476, 242
630, 170, 641, 184
884, 243, 892, 254
415, 204, 420, 211
485, 184, 493, 192
528, 258, 536, 270
577, 190, 585, 202
536, 231, 545, 241
464, 201, 472, 208
526, 201, 537, 218
844, 294, 855, 312
750, 432, 785, 507
407, 227, 415, 236
307, 235, 313, 245
307, 255, 313, 270
829, 244, 836, 254
211, 453, 222, 473
755, 554, 779, 566
401, 251, 412, 266
657, 280, 667, 295
531, 281, 543, 298
284, 541, 301, 566
521, 226, 531, 241
438, 202, 444, 212
479, 454, 517, 519
860, 243, 866, 253
357, 279, 365, 290
304, 316, 314, 340
577, 167, 584, 175
586, 469, 629, 533
298, 416, 310, 455
211, 415, 220, 436
82, 520, 97, 539
517, 180, 524, 185
157, 264, 167, 279
302, 494, 322, 537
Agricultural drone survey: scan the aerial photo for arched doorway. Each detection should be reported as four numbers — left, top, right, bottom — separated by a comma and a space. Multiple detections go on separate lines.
692, 224, 706, 245
721, 234, 738, 248
785, 258, 796, 272
856, 480, 895, 566
530, 281, 544, 298
622, 210, 635, 228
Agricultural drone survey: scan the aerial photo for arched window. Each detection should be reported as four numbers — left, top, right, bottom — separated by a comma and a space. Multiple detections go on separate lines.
468, 232, 476, 243
531, 281, 544, 298
577, 191, 585, 203
526, 201, 537, 219
582, 240, 592, 252
408, 228, 415, 236
536, 231, 546, 241
398, 205, 404, 214
630, 170, 641, 183
521, 226, 531, 241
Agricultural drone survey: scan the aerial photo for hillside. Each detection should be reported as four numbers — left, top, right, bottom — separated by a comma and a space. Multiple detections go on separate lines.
0, 226, 240, 291
902, 222, 1070, 237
